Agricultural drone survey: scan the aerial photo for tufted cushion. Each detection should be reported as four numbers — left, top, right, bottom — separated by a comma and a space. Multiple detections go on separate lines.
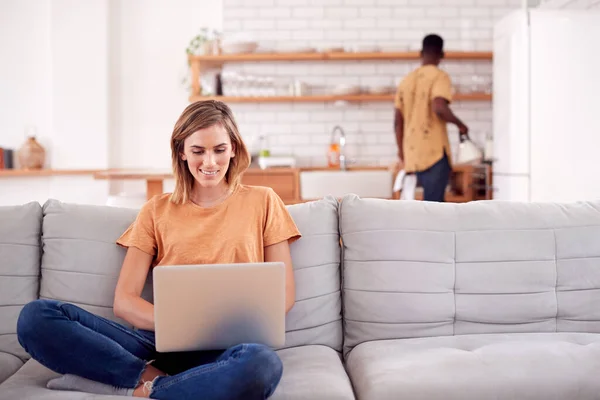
0, 345, 354, 400
339, 195, 600, 355
281, 196, 342, 351
271, 345, 355, 400
345, 333, 600, 400
40, 199, 145, 325
0, 352, 23, 384
0, 202, 42, 362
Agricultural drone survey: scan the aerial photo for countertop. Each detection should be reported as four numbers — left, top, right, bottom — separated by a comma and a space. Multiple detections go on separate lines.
93, 166, 386, 180
93, 164, 475, 180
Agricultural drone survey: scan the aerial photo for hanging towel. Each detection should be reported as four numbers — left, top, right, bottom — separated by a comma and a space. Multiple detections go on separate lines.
393, 170, 417, 200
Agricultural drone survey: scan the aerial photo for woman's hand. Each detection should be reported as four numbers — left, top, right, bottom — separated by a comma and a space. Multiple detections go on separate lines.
264, 240, 296, 314
113, 247, 156, 331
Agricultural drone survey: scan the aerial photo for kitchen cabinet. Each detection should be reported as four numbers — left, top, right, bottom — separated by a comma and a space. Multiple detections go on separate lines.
240, 168, 299, 204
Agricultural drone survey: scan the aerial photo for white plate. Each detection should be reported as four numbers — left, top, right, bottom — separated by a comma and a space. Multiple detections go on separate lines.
332, 84, 362, 95
221, 41, 258, 54
348, 45, 381, 53
278, 46, 317, 54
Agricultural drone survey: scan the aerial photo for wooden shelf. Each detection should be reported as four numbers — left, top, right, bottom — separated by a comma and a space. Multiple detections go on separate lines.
189, 92, 491, 104
188, 50, 493, 100
0, 169, 102, 178
188, 51, 493, 66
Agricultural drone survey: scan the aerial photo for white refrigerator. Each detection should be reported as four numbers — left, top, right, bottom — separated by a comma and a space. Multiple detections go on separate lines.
493, 9, 600, 202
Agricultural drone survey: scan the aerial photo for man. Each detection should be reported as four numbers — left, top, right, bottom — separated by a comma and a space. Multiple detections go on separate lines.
394, 34, 469, 202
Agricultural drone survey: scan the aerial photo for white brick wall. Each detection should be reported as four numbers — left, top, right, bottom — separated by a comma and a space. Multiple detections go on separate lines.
539, 0, 600, 8
222, 0, 520, 167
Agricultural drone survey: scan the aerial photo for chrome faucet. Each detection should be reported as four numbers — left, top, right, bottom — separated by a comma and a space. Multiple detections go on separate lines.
330, 125, 346, 170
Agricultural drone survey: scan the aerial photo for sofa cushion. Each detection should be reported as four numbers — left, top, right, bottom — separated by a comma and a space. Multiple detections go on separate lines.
271, 345, 355, 400
0, 202, 42, 362
281, 196, 342, 351
339, 195, 600, 355
40, 199, 145, 326
0, 352, 23, 384
346, 332, 600, 400
40, 196, 342, 351
0, 359, 124, 399
0, 345, 354, 400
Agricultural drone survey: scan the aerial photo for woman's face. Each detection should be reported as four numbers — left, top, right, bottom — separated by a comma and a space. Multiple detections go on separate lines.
181, 124, 235, 189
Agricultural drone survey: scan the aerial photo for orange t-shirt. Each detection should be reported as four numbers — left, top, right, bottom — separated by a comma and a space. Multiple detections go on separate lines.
116, 185, 302, 267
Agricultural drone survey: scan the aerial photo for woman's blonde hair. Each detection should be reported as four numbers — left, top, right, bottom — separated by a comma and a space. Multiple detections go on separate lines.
170, 100, 250, 204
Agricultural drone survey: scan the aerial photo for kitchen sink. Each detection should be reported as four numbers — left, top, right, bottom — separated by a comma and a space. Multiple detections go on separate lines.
299, 169, 393, 200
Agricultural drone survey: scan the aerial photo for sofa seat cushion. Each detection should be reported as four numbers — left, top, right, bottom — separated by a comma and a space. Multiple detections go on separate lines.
272, 345, 355, 400
346, 333, 600, 400
0, 359, 126, 399
0, 352, 23, 384
0, 345, 354, 400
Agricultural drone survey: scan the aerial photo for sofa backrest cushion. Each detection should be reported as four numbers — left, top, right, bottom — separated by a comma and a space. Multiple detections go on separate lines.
41, 196, 343, 351
40, 199, 145, 325
340, 195, 600, 356
0, 202, 42, 361
281, 196, 342, 351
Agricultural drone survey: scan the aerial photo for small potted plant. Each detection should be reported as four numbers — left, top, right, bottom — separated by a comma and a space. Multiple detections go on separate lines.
186, 27, 221, 56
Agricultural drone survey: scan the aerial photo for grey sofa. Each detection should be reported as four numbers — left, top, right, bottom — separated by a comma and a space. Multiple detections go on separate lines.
2, 195, 600, 399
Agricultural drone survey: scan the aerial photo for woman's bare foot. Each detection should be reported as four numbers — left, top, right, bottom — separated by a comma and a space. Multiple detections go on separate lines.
133, 365, 166, 398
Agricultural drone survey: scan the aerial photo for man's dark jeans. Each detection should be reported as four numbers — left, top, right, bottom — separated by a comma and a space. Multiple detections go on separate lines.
416, 152, 451, 202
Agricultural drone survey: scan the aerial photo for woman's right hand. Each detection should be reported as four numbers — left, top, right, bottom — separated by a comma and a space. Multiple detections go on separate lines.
113, 247, 156, 331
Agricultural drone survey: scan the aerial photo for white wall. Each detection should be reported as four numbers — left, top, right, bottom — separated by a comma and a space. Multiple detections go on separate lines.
0, 0, 222, 205
111, 0, 222, 170
0, 0, 53, 154
108, 0, 222, 196
539, 0, 600, 8
0, 0, 110, 206
221, 0, 522, 167
51, 0, 110, 170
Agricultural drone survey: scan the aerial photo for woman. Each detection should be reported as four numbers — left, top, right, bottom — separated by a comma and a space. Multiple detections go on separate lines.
16, 100, 301, 399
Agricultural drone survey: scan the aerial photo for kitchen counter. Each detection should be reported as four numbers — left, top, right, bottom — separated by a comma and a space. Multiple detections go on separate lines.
94, 164, 478, 204
94, 167, 301, 202
95, 166, 385, 202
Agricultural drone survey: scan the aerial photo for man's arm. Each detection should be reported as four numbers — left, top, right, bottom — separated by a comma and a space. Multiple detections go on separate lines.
432, 97, 469, 137
394, 108, 404, 160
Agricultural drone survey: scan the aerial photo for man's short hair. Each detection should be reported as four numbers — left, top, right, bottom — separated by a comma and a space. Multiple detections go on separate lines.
422, 34, 444, 56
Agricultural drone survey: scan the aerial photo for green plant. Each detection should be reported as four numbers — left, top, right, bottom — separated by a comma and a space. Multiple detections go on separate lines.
185, 27, 221, 55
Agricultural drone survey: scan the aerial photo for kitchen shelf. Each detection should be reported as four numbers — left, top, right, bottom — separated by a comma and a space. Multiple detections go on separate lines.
188, 50, 493, 99
0, 169, 102, 178
189, 92, 492, 104
188, 51, 493, 66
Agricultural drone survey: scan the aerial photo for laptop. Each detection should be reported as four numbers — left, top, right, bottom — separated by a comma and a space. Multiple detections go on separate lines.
152, 262, 286, 353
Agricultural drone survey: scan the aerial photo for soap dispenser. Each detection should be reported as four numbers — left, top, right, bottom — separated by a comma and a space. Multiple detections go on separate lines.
327, 142, 340, 168
328, 126, 346, 169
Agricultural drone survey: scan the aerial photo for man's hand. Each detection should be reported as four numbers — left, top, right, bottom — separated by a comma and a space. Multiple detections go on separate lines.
458, 122, 469, 137
393, 156, 404, 173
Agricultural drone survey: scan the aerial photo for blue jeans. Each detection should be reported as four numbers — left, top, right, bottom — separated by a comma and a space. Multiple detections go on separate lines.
16, 299, 283, 399
416, 152, 452, 202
